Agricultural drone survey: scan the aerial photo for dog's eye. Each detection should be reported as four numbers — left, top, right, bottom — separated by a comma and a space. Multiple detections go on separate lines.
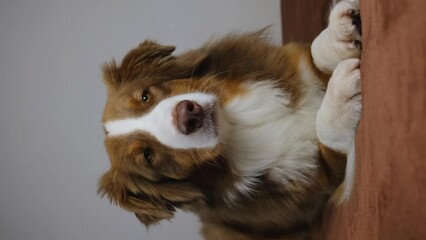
143, 148, 153, 162
141, 90, 151, 102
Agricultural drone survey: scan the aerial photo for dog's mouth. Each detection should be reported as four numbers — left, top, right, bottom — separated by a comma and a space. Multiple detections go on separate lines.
202, 102, 218, 136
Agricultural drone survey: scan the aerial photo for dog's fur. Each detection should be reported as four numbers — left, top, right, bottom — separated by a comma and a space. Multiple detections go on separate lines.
98, 1, 362, 239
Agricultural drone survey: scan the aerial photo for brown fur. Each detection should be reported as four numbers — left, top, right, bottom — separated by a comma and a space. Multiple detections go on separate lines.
98, 30, 346, 239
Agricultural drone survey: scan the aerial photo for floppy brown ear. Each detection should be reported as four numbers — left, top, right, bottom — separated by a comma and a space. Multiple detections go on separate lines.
163, 49, 211, 78
120, 40, 176, 80
124, 40, 211, 80
102, 40, 211, 89
97, 169, 174, 226
101, 60, 122, 90
101, 40, 176, 89
97, 169, 206, 226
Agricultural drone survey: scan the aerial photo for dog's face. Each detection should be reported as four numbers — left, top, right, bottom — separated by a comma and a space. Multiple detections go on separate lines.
98, 41, 225, 225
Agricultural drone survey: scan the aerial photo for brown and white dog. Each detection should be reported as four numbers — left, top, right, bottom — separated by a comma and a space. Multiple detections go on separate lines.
98, 1, 362, 239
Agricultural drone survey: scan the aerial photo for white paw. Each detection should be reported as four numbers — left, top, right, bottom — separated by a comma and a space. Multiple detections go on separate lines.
328, 58, 361, 108
316, 58, 361, 153
329, 0, 362, 57
311, 0, 362, 73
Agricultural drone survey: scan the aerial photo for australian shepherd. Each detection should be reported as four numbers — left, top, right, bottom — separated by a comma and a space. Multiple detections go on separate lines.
98, 1, 362, 239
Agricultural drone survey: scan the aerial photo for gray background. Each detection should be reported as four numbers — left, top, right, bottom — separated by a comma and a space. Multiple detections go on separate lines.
0, 0, 281, 239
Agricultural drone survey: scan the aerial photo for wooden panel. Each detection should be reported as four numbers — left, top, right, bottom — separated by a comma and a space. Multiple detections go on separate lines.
311, 0, 426, 239
280, 0, 329, 44
281, 0, 426, 239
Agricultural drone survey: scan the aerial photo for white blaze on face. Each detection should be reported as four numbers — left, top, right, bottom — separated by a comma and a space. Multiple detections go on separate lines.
104, 93, 218, 149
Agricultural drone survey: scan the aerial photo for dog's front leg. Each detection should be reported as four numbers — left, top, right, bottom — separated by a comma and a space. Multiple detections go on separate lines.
311, 0, 361, 74
316, 58, 361, 202
317, 58, 361, 155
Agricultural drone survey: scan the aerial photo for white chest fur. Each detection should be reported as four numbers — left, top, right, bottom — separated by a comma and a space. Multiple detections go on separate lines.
222, 61, 325, 197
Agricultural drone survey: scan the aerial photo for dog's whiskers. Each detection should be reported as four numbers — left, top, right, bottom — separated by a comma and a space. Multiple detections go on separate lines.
198, 71, 230, 94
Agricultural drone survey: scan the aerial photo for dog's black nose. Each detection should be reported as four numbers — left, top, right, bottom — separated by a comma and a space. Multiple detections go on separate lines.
175, 100, 204, 135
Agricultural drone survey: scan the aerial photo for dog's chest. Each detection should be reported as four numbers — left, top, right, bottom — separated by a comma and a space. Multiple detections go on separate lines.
221, 78, 324, 194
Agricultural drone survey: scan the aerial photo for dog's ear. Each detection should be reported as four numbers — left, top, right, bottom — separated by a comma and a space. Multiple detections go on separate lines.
97, 169, 174, 226
102, 60, 122, 90
98, 169, 205, 226
161, 49, 211, 79
120, 40, 177, 81
123, 40, 211, 80
101, 41, 176, 89
125, 40, 213, 79
102, 41, 211, 89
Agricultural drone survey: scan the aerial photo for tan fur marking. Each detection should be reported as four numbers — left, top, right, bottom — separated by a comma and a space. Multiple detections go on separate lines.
318, 142, 347, 187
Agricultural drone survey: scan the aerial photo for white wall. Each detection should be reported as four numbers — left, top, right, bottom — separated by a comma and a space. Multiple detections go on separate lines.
0, 1, 281, 239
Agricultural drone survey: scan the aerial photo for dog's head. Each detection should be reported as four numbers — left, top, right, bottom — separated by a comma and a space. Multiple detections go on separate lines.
98, 40, 225, 226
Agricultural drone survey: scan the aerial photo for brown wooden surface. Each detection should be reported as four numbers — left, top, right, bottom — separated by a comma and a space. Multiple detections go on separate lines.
280, 0, 329, 44
282, 0, 426, 239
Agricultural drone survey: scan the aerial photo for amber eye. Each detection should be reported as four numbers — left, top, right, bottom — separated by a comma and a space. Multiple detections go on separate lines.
141, 90, 151, 102
143, 148, 153, 162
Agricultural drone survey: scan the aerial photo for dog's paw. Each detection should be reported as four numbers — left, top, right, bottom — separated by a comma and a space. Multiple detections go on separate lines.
329, 0, 362, 57
311, 0, 362, 73
329, 58, 361, 108
316, 58, 361, 153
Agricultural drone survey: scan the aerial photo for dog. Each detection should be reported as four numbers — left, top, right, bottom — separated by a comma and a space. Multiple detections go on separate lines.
98, 1, 362, 239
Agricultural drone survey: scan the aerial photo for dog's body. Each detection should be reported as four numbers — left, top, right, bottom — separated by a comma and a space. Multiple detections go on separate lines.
99, 1, 362, 239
